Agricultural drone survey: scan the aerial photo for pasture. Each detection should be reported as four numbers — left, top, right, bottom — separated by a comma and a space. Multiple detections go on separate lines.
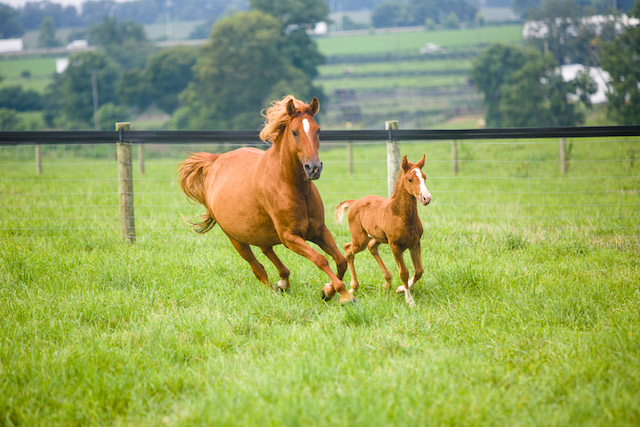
1, 134, 639, 425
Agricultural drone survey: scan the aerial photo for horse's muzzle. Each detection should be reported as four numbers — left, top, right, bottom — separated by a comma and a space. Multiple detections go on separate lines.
303, 161, 323, 180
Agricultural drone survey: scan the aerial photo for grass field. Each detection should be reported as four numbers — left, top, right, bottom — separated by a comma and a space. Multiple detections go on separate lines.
1, 134, 639, 424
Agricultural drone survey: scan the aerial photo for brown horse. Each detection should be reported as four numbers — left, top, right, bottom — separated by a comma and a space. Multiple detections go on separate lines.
335, 155, 431, 305
179, 96, 354, 303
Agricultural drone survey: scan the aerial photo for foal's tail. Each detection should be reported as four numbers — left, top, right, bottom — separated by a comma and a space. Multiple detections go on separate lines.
178, 152, 221, 234
335, 200, 355, 224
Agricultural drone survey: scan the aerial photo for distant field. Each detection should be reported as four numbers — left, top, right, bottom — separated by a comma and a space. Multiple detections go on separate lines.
315, 25, 523, 57
0, 57, 58, 93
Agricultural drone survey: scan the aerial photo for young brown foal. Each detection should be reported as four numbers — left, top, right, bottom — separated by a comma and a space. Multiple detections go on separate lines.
336, 155, 431, 305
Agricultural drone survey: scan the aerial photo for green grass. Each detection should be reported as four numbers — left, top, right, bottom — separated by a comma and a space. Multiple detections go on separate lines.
0, 57, 58, 93
1, 136, 639, 425
315, 25, 523, 57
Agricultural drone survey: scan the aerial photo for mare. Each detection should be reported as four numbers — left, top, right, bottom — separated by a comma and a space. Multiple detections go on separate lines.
335, 155, 431, 305
179, 96, 355, 303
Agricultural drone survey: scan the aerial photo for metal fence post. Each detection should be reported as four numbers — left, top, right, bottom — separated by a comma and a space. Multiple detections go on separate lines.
116, 122, 135, 243
386, 120, 400, 197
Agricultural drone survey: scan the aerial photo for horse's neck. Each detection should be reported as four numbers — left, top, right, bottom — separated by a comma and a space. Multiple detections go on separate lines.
390, 186, 418, 219
266, 136, 308, 187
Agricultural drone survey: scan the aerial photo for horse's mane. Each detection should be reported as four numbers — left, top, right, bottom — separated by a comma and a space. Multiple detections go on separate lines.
259, 95, 307, 143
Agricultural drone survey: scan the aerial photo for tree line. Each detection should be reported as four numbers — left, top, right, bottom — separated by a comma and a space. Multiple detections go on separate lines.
471, 0, 640, 127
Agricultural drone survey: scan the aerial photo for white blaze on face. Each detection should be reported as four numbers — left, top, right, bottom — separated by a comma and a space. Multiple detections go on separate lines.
302, 118, 311, 141
412, 168, 431, 200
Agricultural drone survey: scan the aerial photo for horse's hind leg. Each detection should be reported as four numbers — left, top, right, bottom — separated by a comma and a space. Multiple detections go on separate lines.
260, 246, 291, 292
227, 236, 273, 291
367, 239, 393, 290
343, 241, 362, 294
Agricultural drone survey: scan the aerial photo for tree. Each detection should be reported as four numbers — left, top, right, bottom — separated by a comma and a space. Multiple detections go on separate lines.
144, 47, 198, 113
171, 11, 315, 130
471, 44, 527, 127
599, 0, 640, 124
0, 86, 43, 111
250, 0, 327, 80
38, 17, 61, 49
48, 51, 120, 129
472, 44, 595, 127
0, 4, 24, 38
117, 69, 154, 112
87, 17, 154, 70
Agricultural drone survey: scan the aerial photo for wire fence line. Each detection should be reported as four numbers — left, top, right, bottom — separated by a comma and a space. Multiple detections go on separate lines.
1, 127, 639, 247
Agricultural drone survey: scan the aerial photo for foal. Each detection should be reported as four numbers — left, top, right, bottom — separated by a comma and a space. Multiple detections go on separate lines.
335, 155, 431, 305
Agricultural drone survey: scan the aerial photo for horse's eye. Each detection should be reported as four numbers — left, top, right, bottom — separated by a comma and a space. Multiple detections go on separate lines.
292, 130, 298, 137
408, 178, 413, 183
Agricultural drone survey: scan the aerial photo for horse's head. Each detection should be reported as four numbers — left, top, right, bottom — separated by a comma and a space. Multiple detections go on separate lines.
401, 155, 431, 206
285, 97, 323, 180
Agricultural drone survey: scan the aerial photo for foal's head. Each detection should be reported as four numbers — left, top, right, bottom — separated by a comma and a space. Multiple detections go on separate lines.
284, 97, 322, 180
400, 155, 431, 206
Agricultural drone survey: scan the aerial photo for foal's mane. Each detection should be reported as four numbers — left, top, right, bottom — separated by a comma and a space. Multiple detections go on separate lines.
259, 95, 308, 143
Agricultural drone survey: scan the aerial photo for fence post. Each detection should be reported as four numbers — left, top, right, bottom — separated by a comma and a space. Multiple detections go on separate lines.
138, 144, 145, 175
451, 139, 459, 175
347, 142, 353, 175
560, 137, 568, 174
116, 122, 135, 243
385, 120, 400, 197
35, 145, 42, 176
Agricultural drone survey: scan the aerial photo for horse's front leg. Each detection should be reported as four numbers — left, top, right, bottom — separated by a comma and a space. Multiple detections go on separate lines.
390, 243, 414, 306
282, 231, 354, 303
260, 246, 291, 292
310, 225, 348, 280
407, 243, 424, 291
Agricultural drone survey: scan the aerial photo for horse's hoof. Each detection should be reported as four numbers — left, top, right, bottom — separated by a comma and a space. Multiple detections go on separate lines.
339, 294, 357, 304
396, 285, 406, 294
277, 279, 290, 292
321, 283, 335, 301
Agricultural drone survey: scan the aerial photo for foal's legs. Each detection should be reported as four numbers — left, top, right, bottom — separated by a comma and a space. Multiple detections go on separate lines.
260, 246, 290, 291
390, 243, 414, 306
367, 239, 393, 290
227, 235, 273, 291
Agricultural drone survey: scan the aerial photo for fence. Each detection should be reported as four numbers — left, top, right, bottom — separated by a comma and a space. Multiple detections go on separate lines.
1, 125, 639, 248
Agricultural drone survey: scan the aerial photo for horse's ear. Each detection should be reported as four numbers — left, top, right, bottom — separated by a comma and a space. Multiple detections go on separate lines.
416, 154, 426, 169
309, 97, 319, 115
286, 99, 297, 117
401, 155, 410, 171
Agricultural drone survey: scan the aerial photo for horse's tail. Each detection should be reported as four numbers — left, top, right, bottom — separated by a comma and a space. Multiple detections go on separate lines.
178, 152, 220, 234
335, 200, 355, 224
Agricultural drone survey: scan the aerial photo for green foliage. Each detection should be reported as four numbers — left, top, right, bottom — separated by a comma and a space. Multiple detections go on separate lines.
249, 0, 328, 28
87, 17, 154, 70
471, 44, 527, 127
145, 47, 198, 114
0, 85, 42, 111
37, 17, 61, 49
171, 11, 316, 130
0, 4, 24, 38
116, 69, 153, 112
0, 108, 23, 130
472, 44, 594, 127
371, 0, 477, 28
599, 0, 640, 125
48, 51, 120, 129
96, 103, 131, 130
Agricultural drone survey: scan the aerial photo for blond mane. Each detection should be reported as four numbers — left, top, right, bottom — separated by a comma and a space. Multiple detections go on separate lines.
259, 95, 308, 143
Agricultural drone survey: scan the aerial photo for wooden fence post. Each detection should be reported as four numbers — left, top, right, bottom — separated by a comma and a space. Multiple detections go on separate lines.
560, 137, 568, 174
385, 120, 400, 198
451, 139, 459, 175
35, 145, 42, 176
116, 122, 135, 243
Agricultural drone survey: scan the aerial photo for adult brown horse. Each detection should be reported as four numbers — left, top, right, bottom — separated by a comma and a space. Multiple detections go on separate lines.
179, 96, 354, 303
335, 155, 431, 305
